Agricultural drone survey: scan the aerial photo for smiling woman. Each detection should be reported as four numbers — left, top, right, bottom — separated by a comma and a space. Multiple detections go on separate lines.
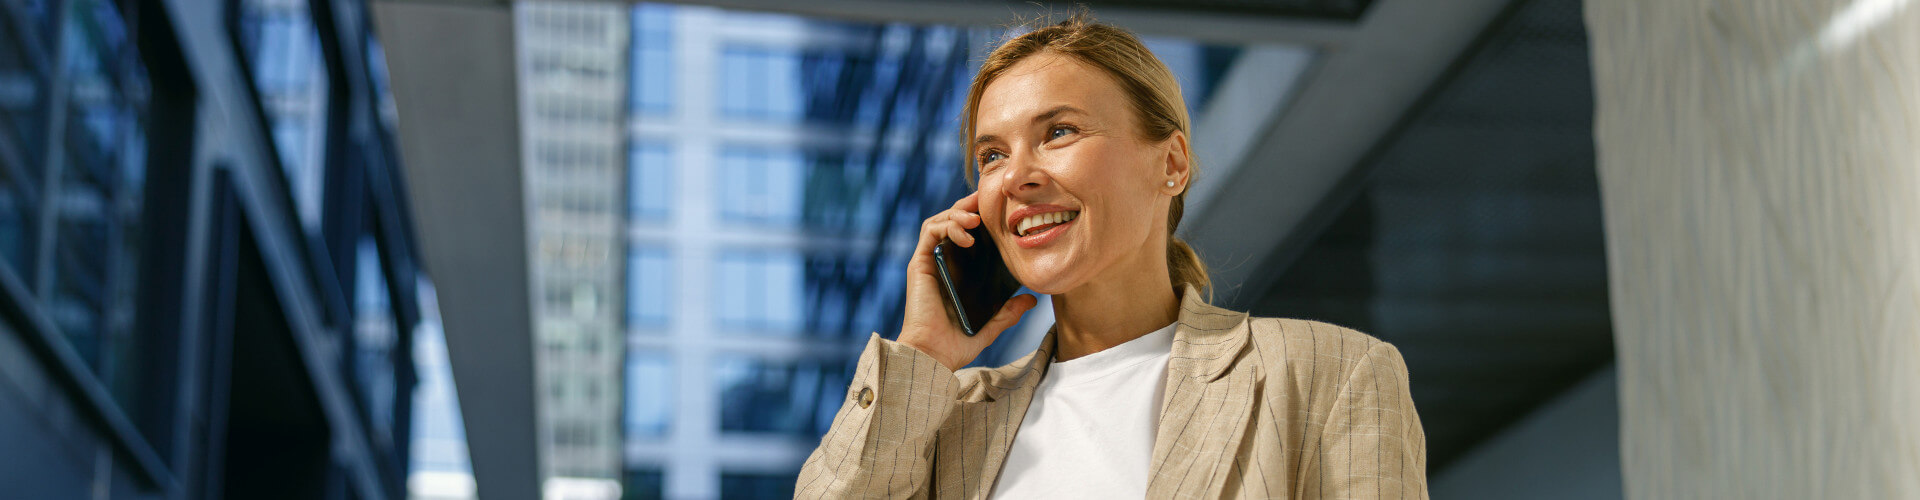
797, 13, 1429, 500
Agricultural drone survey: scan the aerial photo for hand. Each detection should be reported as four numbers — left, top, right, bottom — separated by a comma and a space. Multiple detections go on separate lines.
897, 192, 1039, 372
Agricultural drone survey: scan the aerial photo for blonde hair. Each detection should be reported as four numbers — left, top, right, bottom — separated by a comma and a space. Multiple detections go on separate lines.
960, 13, 1212, 295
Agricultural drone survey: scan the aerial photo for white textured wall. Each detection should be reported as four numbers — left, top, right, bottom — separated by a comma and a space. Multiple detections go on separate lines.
1585, 1, 1920, 498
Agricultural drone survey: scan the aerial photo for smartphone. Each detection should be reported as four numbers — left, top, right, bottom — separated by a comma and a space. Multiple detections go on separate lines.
931, 224, 1023, 336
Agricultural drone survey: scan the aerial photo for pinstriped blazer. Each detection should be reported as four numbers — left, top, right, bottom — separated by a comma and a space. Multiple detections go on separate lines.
796, 286, 1428, 499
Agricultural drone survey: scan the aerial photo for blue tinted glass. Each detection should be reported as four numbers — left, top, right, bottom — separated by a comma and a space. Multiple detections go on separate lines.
354, 234, 400, 444
0, 6, 51, 176
713, 252, 803, 333
716, 147, 804, 227
714, 356, 852, 438
624, 468, 665, 500
718, 48, 803, 121
720, 472, 796, 500
237, 0, 329, 234
624, 351, 670, 438
628, 142, 672, 220
630, 4, 674, 114
50, 0, 147, 378
626, 247, 670, 328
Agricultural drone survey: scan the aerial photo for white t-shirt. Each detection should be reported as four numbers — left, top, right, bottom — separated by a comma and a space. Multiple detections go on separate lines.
988, 322, 1178, 499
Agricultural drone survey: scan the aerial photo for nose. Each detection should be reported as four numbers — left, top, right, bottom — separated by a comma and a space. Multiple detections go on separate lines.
997, 151, 1049, 196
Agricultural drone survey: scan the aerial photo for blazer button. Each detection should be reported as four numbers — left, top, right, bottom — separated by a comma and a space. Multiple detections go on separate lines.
857, 387, 875, 408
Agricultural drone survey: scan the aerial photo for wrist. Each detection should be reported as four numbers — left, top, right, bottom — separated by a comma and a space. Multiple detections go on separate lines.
897, 336, 960, 372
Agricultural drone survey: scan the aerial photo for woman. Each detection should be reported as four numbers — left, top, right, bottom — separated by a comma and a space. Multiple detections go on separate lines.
797, 15, 1427, 499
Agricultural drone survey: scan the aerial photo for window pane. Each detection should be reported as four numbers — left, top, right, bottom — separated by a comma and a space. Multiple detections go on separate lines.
715, 147, 804, 228
354, 232, 399, 446
49, 0, 147, 381
713, 251, 803, 333
236, 0, 330, 235
626, 247, 670, 328
629, 4, 673, 114
714, 356, 851, 438
628, 142, 672, 220
622, 468, 665, 500
0, 6, 51, 178
718, 48, 803, 121
624, 351, 669, 439
720, 472, 795, 500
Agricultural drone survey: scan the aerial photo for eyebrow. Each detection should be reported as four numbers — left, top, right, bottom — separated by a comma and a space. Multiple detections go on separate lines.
973, 105, 1087, 147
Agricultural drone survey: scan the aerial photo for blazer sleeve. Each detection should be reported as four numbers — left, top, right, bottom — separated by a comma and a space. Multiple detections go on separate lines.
795, 333, 962, 499
1316, 341, 1430, 499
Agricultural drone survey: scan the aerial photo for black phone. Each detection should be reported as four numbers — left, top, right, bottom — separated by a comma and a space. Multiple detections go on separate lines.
931, 224, 1024, 336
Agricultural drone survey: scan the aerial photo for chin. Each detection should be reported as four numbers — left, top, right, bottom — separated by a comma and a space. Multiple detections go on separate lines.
1010, 264, 1080, 295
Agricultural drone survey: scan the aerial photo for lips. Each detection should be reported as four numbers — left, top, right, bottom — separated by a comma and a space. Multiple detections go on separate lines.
1005, 204, 1079, 249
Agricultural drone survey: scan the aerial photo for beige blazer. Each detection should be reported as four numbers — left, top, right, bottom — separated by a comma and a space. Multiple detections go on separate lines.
796, 286, 1428, 499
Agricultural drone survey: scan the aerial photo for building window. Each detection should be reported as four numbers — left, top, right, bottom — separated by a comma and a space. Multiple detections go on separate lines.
628, 142, 672, 220
713, 251, 803, 333
624, 468, 665, 500
626, 247, 670, 328
48, 0, 149, 386
235, 0, 331, 235
720, 472, 796, 500
718, 48, 803, 121
353, 231, 400, 446
624, 351, 670, 439
629, 3, 674, 115
714, 356, 851, 438
715, 147, 804, 228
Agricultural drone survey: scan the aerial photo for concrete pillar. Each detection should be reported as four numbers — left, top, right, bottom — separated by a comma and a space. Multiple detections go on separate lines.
1585, 1, 1920, 497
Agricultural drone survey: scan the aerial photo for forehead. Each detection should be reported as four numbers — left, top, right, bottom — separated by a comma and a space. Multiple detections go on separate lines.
975, 52, 1127, 132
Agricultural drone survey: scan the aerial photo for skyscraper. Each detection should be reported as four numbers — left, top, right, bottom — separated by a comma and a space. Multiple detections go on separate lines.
515, 1, 631, 494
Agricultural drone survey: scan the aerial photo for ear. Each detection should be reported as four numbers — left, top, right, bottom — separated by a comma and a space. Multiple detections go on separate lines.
1160, 131, 1192, 195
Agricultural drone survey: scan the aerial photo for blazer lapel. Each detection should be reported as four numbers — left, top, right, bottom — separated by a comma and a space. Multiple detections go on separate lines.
1146, 286, 1256, 498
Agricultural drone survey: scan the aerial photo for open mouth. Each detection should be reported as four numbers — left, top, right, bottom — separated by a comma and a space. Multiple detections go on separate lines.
1015, 210, 1079, 237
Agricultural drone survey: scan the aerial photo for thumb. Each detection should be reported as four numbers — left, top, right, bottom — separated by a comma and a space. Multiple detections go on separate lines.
976, 293, 1039, 340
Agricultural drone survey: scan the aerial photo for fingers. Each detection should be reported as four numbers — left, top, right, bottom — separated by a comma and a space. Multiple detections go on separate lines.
976, 294, 1039, 340
943, 215, 975, 247
946, 209, 980, 229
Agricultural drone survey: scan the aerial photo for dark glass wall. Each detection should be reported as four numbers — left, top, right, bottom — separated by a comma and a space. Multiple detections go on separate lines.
0, 0, 432, 498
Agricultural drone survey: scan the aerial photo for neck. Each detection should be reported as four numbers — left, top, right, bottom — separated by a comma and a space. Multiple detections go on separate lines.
1049, 259, 1180, 362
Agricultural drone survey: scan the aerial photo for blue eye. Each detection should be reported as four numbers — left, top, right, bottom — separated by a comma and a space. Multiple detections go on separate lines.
1049, 126, 1075, 140
978, 150, 1006, 168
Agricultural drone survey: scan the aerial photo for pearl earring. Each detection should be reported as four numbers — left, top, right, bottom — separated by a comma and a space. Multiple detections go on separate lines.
1166, 180, 1176, 187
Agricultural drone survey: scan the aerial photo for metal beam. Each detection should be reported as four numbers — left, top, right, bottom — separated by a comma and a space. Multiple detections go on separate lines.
369, 3, 543, 499
1180, 0, 1515, 306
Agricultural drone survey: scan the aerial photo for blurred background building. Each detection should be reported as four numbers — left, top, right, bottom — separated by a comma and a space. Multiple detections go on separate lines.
0, 0, 449, 499
30, 0, 1851, 497
378, 0, 1624, 499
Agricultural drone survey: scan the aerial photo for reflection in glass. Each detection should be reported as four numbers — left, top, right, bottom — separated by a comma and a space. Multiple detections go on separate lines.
623, 351, 669, 439
236, 0, 330, 234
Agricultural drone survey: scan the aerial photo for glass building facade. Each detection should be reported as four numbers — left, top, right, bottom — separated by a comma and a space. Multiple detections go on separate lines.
0, 0, 434, 498
506, 3, 1234, 498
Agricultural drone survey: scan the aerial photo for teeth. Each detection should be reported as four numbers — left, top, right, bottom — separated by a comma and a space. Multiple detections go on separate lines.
1015, 211, 1079, 236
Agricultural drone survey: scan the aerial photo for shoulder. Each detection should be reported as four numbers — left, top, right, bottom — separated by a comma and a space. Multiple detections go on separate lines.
1241, 316, 1409, 387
